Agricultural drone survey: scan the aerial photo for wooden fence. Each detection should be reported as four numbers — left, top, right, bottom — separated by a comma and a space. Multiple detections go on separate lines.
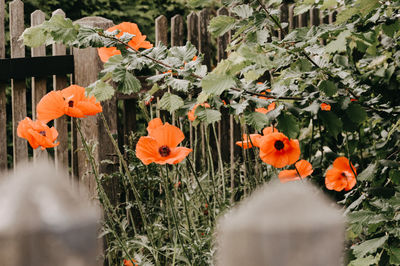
0, 0, 336, 196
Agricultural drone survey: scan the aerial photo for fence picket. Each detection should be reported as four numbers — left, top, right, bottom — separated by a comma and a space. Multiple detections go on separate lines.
171, 15, 184, 47
155, 15, 168, 46
199, 8, 211, 70
31, 10, 49, 162
187, 12, 199, 49
0, 0, 6, 171
52, 9, 69, 173
10, 0, 28, 167
279, 4, 289, 39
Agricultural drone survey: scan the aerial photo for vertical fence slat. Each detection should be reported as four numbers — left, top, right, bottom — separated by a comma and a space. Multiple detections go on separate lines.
155, 15, 168, 46
320, 10, 329, 25
52, 9, 69, 172
309, 8, 320, 26
298, 11, 308, 27
0, 0, 7, 171
329, 11, 337, 24
171, 15, 184, 47
199, 8, 211, 70
31, 10, 49, 162
288, 4, 297, 30
10, 0, 27, 167
217, 7, 229, 62
187, 12, 199, 50
73, 17, 118, 209
279, 4, 289, 39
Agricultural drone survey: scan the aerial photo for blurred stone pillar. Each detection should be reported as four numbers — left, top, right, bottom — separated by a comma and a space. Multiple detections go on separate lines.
216, 181, 345, 266
0, 161, 100, 266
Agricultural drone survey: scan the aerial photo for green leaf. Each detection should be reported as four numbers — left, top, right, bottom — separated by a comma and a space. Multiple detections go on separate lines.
351, 235, 388, 258
201, 73, 236, 96
43, 14, 79, 44
346, 103, 367, 125
166, 77, 190, 92
245, 112, 268, 131
86, 80, 115, 102
159, 93, 184, 113
389, 169, 400, 185
348, 255, 379, 266
321, 0, 338, 9
358, 163, 377, 181
195, 106, 221, 124
325, 30, 351, 53
114, 69, 141, 94
389, 247, 400, 265
20, 26, 47, 47
231, 4, 253, 19
208, 15, 236, 37
319, 80, 337, 97
231, 101, 249, 115
277, 113, 299, 139
169, 42, 197, 62
319, 111, 343, 139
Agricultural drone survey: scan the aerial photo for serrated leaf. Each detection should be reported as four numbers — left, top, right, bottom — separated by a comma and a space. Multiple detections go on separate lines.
319, 80, 337, 97
325, 30, 351, 53
389, 247, 400, 265
166, 77, 190, 92
20, 26, 47, 47
44, 14, 79, 44
245, 112, 268, 131
389, 169, 400, 185
86, 80, 115, 102
231, 101, 249, 115
277, 113, 299, 139
351, 235, 388, 258
159, 93, 184, 113
358, 163, 377, 181
348, 255, 379, 266
115, 70, 141, 94
231, 5, 253, 19
346, 103, 367, 125
201, 73, 236, 96
169, 42, 197, 62
209, 15, 236, 37
195, 106, 221, 124
319, 111, 343, 139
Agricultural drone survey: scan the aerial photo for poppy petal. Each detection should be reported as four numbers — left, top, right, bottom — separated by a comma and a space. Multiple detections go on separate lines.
333, 157, 356, 175
150, 123, 185, 148
75, 101, 102, 116
37, 91, 66, 123
278, 169, 300, 183
325, 168, 347, 191
61, 85, 86, 102
147, 118, 163, 136
161, 147, 192, 165
98, 47, 121, 63
262, 126, 278, 135
295, 160, 313, 178
135, 136, 161, 165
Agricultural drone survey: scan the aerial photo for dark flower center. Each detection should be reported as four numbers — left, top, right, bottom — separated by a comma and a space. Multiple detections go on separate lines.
68, 100, 74, 107
158, 145, 171, 157
39, 131, 46, 136
274, 140, 284, 150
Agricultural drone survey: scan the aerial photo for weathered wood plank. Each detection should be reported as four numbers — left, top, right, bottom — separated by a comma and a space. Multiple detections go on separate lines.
123, 99, 136, 146
52, 9, 69, 173
329, 11, 337, 24
0, 0, 7, 171
31, 10, 49, 162
73, 17, 118, 204
199, 8, 211, 70
10, 0, 28, 167
298, 11, 308, 27
187, 12, 199, 49
279, 4, 289, 39
309, 7, 320, 26
155, 15, 168, 46
288, 4, 297, 30
171, 15, 184, 47
217, 7, 230, 62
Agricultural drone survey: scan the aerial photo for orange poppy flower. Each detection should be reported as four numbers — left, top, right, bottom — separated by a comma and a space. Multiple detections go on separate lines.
262, 126, 278, 135
123, 259, 138, 266
98, 22, 153, 63
325, 157, 357, 192
255, 102, 276, 114
278, 160, 313, 183
320, 103, 331, 111
146, 117, 163, 135
17, 117, 59, 150
37, 85, 102, 123
188, 103, 210, 122
259, 132, 300, 168
236, 134, 262, 149
136, 119, 192, 165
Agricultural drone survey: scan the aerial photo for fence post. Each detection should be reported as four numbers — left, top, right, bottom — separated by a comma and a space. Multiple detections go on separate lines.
31, 10, 49, 162
10, 0, 28, 167
155, 15, 168, 46
217, 181, 345, 266
0, 161, 100, 266
72, 17, 118, 202
52, 9, 70, 173
0, 0, 7, 171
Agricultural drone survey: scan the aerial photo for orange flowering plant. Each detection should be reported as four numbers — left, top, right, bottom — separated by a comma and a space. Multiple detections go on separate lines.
19, 0, 400, 264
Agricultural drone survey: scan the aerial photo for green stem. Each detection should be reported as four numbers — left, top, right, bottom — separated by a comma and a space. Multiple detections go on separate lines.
99, 113, 159, 265
211, 123, 225, 202
186, 159, 210, 207
162, 165, 192, 264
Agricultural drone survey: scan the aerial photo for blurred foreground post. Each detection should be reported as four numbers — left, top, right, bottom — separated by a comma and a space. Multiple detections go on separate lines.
0, 161, 100, 266
217, 181, 345, 266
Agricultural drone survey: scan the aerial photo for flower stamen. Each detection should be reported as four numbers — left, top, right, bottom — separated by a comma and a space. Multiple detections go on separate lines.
158, 145, 171, 157
274, 140, 284, 150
